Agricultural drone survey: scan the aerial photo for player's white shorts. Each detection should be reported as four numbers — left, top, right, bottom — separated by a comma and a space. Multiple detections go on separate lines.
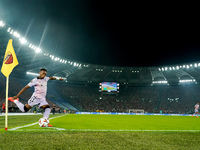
28, 96, 49, 107
195, 109, 199, 113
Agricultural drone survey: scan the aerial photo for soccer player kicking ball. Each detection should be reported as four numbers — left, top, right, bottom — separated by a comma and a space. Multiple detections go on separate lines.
192, 102, 199, 118
8, 68, 63, 127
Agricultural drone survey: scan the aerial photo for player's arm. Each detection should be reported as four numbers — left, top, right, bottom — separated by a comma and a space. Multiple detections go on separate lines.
13, 85, 30, 99
49, 77, 63, 81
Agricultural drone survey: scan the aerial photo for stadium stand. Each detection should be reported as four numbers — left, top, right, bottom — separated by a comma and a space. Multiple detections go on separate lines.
1, 19, 200, 115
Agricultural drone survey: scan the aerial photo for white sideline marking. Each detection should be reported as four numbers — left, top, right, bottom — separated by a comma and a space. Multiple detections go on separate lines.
69, 129, 200, 132
9, 114, 67, 131
10, 129, 200, 132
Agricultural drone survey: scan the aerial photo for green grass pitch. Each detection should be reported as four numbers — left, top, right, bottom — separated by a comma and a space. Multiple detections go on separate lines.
0, 114, 200, 149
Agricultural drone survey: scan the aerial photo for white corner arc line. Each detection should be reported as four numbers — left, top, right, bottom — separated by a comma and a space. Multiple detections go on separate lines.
9, 114, 67, 131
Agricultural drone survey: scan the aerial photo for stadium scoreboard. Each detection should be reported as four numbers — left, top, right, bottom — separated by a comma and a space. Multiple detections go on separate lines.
99, 82, 119, 94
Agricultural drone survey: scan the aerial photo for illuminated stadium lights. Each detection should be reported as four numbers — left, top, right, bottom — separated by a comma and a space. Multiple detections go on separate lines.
35, 47, 41, 53
96, 69, 104, 71
131, 71, 139, 73
7, 27, 11, 32
9, 29, 13, 34
179, 79, 196, 83
53, 76, 67, 80
152, 81, 168, 84
19, 38, 27, 44
44, 53, 49, 56
26, 72, 39, 76
3, 20, 84, 68
0, 20, 5, 27
13, 31, 20, 38
158, 62, 200, 72
112, 70, 122, 73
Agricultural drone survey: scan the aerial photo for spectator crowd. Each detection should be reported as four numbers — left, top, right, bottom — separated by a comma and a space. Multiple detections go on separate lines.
1, 75, 200, 114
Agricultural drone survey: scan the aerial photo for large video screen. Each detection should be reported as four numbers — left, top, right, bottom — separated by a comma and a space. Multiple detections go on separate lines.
99, 82, 119, 93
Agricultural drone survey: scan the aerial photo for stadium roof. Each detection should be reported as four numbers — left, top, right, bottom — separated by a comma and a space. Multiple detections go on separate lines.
1, 20, 200, 86
1, 1, 200, 67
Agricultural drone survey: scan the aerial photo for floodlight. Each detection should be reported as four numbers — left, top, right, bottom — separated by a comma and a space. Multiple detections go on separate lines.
13, 31, 20, 38
10, 30, 13, 34
194, 63, 197, 67
7, 27, 11, 32
0, 21, 5, 27
26, 72, 39, 76
35, 47, 41, 53
19, 38, 27, 44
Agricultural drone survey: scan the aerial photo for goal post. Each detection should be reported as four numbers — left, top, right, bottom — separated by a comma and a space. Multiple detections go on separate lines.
128, 109, 144, 113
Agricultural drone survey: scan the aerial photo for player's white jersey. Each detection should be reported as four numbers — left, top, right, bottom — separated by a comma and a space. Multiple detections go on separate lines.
28, 77, 49, 99
195, 104, 199, 113
195, 104, 199, 109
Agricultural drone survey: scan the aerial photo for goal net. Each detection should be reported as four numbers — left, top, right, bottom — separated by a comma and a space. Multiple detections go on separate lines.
128, 109, 144, 113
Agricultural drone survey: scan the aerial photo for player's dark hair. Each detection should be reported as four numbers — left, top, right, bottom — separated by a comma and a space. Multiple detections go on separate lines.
40, 68, 47, 72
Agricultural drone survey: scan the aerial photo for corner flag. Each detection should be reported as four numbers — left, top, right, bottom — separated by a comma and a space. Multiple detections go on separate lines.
1, 39, 19, 131
1, 39, 19, 77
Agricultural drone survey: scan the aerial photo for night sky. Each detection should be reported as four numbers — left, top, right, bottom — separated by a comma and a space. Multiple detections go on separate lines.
0, 0, 200, 67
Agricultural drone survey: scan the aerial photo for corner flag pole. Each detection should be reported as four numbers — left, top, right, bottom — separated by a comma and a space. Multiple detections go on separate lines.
5, 76, 9, 131
1, 39, 19, 131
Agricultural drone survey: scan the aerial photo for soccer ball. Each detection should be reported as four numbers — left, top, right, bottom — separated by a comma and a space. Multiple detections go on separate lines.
38, 117, 49, 127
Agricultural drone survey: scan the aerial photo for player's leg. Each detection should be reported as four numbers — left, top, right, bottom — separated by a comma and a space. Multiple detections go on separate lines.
40, 100, 52, 127
196, 112, 199, 118
40, 105, 51, 119
8, 97, 31, 112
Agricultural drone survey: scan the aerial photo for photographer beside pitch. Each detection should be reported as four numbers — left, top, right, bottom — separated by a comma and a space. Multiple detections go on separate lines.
8, 68, 63, 127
